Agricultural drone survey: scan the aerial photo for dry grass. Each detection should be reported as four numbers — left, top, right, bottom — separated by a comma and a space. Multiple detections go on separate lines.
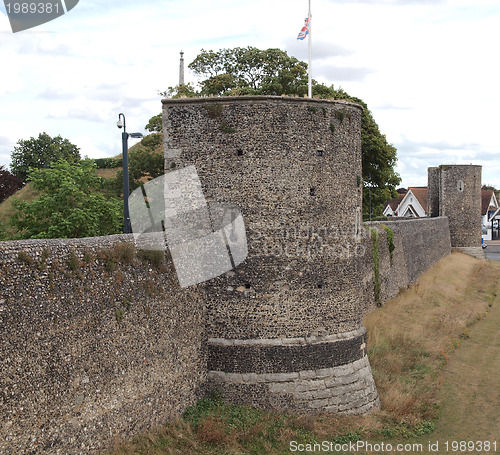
96, 167, 121, 179
0, 183, 39, 238
365, 252, 498, 423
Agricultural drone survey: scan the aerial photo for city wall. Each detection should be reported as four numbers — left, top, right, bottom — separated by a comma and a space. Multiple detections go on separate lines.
362, 217, 452, 309
0, 218, 452, 454
0, 97, 459, 453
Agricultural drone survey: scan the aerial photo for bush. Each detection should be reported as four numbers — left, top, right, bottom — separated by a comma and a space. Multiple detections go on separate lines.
0, 166, 24, 203
11, 160, 123, 239
93, 157, 122, 169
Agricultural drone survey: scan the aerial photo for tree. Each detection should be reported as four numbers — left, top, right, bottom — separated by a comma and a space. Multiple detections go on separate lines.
305, 84, 400, 215
0, 166, 24, 203
145, 114, 162, 133
11, 160, 122, 239
189, 47, 308, 96
10, 132, 81, 181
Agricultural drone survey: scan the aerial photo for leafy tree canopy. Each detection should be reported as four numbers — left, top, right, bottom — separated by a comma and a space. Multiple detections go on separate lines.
10, 132, 81, 182
11, 160, 122, 239
145, 114, 162, 133
189, 47, 309, 96
0, 166, 24, 203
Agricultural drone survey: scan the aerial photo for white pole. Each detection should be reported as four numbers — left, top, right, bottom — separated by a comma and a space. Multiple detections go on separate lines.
308, 0, 312, 98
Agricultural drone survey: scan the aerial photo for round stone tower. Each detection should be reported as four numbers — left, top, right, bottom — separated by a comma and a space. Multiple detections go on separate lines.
428, 164, 482, 257
162, 96, 379, 414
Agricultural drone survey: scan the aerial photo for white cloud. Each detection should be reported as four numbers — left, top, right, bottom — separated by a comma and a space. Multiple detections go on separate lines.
0, 0, 499, 189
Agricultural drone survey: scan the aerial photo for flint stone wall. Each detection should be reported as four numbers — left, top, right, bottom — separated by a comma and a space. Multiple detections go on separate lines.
0, 98, 460, 454
162, 96, 366, 339
0, 235, 205, 455
428, 165, 483, 257
440, 165, 482, 252
362, 217, 452, 308
162, 95, 379, 415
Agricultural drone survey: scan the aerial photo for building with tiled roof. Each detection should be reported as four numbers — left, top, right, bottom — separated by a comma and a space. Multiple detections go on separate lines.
383, 187, 428, 217
481, 189, 499, 240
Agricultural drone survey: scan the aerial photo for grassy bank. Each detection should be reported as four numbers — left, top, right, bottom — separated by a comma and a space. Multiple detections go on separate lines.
106, 253, 498, 454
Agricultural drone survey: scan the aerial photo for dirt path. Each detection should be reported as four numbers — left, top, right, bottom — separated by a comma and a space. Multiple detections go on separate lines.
416, 264, 500, 453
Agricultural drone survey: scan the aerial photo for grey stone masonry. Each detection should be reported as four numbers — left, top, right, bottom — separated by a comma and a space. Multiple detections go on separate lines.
208, 354, 379, 415
0, 235, 206, 454
363, 217, 452, 309
163, 95, 379, 413
427, 167, 441, 218
431, 165, 483, 258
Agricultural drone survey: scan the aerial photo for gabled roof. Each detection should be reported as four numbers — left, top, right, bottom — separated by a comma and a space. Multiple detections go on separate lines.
407, 187, 428, 214
481, 190, 498, 216
383, 187, 428, 217
490, 206, 500, 221
385, 194, 405, 211
401, 204, 418, 217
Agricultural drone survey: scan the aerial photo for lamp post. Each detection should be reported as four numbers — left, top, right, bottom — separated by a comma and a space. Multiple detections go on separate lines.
117, 113, 143, 234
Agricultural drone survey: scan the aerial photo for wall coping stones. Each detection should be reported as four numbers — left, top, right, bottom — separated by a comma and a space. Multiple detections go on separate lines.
0, 233, 134, 250
366, 216, 449, 226
161, 95, 364, 112
454, 246, 485, 258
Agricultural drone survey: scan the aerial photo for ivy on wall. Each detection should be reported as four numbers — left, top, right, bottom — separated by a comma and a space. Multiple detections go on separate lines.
369, 227, 381, 307
382, 224, 395, 266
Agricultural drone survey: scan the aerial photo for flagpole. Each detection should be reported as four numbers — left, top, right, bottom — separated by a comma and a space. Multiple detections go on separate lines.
308, 0, 312, 98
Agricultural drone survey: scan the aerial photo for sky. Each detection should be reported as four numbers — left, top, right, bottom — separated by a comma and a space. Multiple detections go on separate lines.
1, 0, 499, 188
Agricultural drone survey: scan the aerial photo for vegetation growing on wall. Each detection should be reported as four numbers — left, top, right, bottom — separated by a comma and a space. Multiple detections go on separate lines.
17, 249, 34, 265
335, 108, 346, 123
204, 104, 236, 133
205, 104, 224, 119
370, 227, 381, 307
382, 224, 395, 265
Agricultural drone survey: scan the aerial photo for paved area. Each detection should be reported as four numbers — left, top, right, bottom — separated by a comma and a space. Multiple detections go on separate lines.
484, 240, 500, 261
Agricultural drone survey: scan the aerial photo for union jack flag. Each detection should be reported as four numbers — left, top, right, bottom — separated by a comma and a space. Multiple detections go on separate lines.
297, 14, 311, 40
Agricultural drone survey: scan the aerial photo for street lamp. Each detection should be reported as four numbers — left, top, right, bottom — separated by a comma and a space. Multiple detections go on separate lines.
117, 113, 143, 234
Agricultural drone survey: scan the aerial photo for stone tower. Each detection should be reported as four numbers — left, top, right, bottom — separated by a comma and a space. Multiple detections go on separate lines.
428, 165, 482, 257
162, 96, 380, 414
